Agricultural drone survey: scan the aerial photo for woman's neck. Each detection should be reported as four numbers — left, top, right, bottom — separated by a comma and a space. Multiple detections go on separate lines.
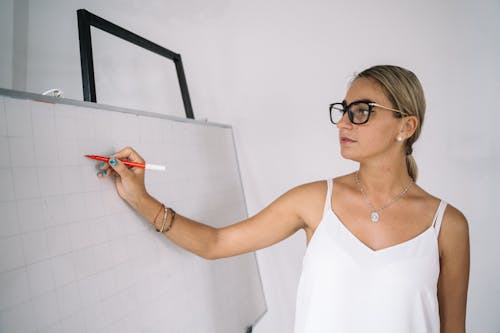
357, 158, 412, 197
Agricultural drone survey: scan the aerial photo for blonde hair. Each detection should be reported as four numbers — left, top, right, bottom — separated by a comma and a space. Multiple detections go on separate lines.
355, 65, 426, 181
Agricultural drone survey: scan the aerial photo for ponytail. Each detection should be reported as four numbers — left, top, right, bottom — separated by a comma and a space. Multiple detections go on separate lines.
406, 154, 418, 182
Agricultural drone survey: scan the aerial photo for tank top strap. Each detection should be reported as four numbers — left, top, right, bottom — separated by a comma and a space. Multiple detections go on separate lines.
432, 200, 448, 236
322, 179, 333, 215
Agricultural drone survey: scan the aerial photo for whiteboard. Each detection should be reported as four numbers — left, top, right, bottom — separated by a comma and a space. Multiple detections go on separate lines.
0, 89, 266, 333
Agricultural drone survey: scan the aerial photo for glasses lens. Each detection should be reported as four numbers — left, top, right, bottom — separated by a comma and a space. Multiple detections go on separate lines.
330, 104, 345, 124
349, 102, 370, 124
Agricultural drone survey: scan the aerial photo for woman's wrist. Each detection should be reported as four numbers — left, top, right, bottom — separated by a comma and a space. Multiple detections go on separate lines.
127, 190, 148, 208
133, 193, 159, 219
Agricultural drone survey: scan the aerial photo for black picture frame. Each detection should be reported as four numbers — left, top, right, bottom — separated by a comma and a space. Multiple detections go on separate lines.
77, 9, 194, 119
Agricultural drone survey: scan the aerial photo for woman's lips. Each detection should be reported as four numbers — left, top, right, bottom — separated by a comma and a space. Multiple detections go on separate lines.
340, 137, 357, 144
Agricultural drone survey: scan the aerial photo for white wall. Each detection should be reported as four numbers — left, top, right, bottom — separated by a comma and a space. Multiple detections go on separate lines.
2, 0, 499, 332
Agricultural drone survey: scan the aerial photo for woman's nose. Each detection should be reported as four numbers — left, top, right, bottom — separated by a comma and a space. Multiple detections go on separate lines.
336, 112, 352, 130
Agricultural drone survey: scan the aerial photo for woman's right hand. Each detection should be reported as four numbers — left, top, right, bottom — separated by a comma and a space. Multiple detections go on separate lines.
97, 146, 150, 209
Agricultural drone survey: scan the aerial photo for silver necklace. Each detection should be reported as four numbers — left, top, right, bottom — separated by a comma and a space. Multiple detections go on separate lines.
354, 171, 413, 223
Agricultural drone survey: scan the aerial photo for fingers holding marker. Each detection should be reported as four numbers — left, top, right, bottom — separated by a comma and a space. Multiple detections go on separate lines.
97, 165, 117, 178
94, 152, 139, 179
96, 156, 114, 178
91, 148, 149, 206
107, 155, 132, 178
89, 149, 165, 175
112, 147, 146, 175
96, 161, 108, 177
113, 146, 145, 164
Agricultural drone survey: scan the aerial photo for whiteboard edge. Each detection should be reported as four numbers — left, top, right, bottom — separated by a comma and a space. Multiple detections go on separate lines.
0, 88, 231, 129
229, 127, 269, 328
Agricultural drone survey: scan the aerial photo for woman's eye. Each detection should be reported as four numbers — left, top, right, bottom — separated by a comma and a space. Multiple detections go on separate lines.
354, 109, 368, 116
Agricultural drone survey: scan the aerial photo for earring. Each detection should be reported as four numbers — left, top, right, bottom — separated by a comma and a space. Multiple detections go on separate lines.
397, 136, 403, 142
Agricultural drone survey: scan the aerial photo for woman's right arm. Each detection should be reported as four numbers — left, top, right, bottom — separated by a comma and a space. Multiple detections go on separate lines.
100, 147, 323, 260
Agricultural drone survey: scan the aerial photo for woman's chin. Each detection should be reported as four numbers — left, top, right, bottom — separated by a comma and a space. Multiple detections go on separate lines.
340, 148, 353, 159
340, 150, 361, 163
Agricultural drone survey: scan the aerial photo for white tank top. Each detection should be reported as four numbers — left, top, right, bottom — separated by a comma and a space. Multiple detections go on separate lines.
294, 179, 446, 333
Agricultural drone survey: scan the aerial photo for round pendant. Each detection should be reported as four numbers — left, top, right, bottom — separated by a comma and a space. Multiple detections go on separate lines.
370, 212, 380, 223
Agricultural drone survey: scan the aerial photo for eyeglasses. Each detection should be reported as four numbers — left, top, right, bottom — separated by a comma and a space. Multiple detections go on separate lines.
329, 100, 408, 125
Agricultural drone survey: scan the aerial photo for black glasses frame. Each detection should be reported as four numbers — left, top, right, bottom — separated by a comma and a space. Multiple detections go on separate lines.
329, 100, 406, 125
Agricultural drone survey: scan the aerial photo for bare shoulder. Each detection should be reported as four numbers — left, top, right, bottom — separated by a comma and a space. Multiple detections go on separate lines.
290, 174, 355, 204
284, 180, 328, 230
291, 179, 327, 195
287, 180, 327, 212
442, 204, 469, 236
439, 203, 470, 257
290, 174, 356, 230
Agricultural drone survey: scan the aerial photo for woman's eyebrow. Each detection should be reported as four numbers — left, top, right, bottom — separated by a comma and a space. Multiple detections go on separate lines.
344, 98, 374, 105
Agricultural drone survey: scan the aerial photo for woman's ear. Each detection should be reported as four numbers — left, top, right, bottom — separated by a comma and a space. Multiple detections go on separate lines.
401, 116, 419, 138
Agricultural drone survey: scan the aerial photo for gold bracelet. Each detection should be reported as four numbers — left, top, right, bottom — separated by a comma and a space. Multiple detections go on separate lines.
154, 203, 165, 232
164, 208, 176, 233
159, 205, 168, 233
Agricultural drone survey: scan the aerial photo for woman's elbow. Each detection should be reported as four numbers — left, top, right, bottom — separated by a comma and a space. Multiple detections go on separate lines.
197, 230, 222, 260
198, 252, 220, 260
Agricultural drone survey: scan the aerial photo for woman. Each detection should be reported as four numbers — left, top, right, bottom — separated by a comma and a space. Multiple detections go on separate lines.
97, 65, 469, 332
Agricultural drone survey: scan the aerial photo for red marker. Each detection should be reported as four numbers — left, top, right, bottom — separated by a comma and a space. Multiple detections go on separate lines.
85, 155, 166, 171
